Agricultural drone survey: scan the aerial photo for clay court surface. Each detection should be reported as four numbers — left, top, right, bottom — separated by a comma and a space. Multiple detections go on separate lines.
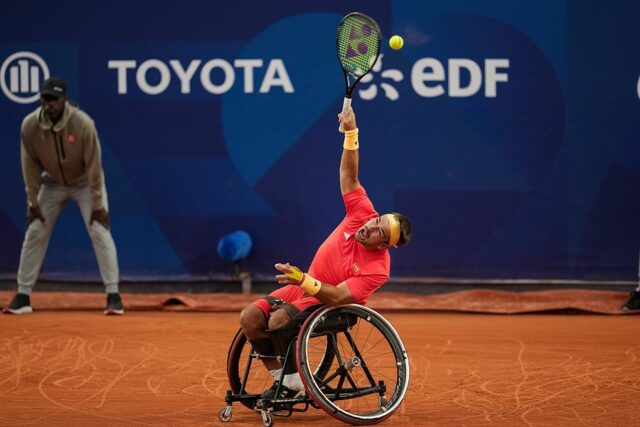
2, 306, 639, 426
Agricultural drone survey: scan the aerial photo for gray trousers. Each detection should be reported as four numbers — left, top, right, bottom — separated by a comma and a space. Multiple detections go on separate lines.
16, 177, 119, 295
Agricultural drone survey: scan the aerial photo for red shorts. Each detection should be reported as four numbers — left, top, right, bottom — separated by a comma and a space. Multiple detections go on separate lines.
254, 285, 322, 318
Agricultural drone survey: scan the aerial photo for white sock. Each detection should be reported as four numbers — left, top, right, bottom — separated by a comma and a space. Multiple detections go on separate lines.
636, 283, 640, 292
282, 373, 304, 391
269, 368, 282, 382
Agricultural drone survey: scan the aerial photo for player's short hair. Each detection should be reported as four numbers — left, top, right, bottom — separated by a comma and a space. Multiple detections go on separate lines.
391, 212, 412, 246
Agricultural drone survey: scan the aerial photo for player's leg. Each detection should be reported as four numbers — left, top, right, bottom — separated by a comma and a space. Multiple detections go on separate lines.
239, 286, 305, 372
239, 303, 274, 367
72, 177, 122, 314
240, 285, 314, 398
263, 296, 323, 398
4, 181, 67, 314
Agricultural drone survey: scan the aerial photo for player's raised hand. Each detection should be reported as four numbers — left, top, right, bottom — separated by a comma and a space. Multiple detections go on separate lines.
338, 107, 357, 132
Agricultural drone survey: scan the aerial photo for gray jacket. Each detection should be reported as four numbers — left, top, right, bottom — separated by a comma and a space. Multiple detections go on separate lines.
20, 102, 105, 210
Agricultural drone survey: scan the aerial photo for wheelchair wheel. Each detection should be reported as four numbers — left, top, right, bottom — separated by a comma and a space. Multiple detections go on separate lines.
296, 305, 409, 425
226, 329, 273, 409
226, 328, 336, 410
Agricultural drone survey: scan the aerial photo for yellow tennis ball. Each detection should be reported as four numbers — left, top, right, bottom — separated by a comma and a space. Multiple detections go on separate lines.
389, 35, 404, 50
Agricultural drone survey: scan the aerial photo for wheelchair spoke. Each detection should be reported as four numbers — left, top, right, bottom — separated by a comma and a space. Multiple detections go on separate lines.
343, 330, 377, 386
335, 371, 347, 396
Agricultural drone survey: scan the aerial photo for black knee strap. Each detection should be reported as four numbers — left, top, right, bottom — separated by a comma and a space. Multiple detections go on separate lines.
263, 296, 300, 319
249, 337, 274, 357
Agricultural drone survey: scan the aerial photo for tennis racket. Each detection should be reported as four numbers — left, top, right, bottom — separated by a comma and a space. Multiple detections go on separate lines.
336, 12, 382, 132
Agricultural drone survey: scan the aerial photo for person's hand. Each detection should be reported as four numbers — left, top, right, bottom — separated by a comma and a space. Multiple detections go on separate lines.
275, 262, 322, 296
274, 263, 303, 285
90, 208, 110, 229
27, 205, 45, 226
338, 107, 357, 132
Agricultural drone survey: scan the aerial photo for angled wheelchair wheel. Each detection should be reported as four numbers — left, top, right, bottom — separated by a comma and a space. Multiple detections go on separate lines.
226, 328, 336, 410
296, 305, 409, 425
226, 329, 273, 409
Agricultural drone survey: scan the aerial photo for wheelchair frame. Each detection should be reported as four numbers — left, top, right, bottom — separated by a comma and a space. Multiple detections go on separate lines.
219, 304, 409, 426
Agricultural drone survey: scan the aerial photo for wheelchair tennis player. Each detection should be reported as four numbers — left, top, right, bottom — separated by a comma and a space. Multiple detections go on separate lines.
239, 107, 412, 399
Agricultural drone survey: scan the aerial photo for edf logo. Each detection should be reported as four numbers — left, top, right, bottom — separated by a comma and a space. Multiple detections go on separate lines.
0, 51, 50, 104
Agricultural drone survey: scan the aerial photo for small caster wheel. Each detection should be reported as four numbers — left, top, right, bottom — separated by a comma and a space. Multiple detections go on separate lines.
218, 406, 232, 422
261, 410, 274, 427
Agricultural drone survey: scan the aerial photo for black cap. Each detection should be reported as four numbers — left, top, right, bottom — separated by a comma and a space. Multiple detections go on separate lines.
40, 77, 67, 98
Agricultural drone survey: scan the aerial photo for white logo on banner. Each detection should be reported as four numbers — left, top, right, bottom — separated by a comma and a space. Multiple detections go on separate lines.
358, 54, 403, 101
356, 55, 510, 101
0, 51, 50, 104
108, 59, 294, 95
107, 55, 510, 99
411, 58, 509, 98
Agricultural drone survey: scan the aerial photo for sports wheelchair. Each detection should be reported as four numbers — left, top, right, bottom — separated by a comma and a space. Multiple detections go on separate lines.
218, 304, 409, 426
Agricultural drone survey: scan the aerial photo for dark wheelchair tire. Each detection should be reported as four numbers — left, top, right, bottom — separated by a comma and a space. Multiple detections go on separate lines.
226, 327, 336, 410
226, 329, 258, 410
295, 305, 410, 425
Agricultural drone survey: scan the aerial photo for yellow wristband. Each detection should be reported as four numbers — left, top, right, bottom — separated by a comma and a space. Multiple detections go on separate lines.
299, 273, 321, 296
343, 128, 359, 150
284, 267, 321, 295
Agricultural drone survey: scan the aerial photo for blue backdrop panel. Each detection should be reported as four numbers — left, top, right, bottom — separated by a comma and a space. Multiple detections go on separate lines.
0, 0, 639, 281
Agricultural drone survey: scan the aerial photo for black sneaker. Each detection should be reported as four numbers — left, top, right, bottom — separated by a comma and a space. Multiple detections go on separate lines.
104, 293, 124, 315
261, 381, 305, 400
621, 290, 640, 311
2, 293, 33, 314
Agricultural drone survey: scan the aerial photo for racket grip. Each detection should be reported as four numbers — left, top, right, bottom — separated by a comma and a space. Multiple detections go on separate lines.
338, 97, 352, 133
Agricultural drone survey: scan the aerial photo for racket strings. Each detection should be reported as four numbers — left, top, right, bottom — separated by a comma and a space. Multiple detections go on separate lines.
337, 15, 380, 77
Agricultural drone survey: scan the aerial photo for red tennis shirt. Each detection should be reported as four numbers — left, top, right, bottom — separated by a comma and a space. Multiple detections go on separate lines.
308, 186, 390, 305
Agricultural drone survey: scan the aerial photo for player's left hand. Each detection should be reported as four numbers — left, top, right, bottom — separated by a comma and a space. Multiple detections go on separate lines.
274, 263, 303, 285
90, 208, 111, 229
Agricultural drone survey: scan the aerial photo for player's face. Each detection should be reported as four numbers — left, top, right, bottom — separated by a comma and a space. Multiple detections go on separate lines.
41, 95, 66, 124
355, 216, 392, 250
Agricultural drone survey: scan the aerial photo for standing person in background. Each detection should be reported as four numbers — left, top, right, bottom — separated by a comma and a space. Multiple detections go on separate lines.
3, 77, 123, 315
621, 255, 640, 311
238, 107, 412, 399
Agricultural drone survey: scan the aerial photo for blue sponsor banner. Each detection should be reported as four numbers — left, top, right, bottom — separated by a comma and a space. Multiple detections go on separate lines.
0, 0, 639, 281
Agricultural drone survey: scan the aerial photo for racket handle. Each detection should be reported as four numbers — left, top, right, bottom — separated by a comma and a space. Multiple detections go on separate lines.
338, 97, 352, 133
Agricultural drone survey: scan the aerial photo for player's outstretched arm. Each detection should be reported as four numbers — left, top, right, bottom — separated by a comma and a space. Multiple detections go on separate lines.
339, 108, 361, 196
274, 263, 355, 306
